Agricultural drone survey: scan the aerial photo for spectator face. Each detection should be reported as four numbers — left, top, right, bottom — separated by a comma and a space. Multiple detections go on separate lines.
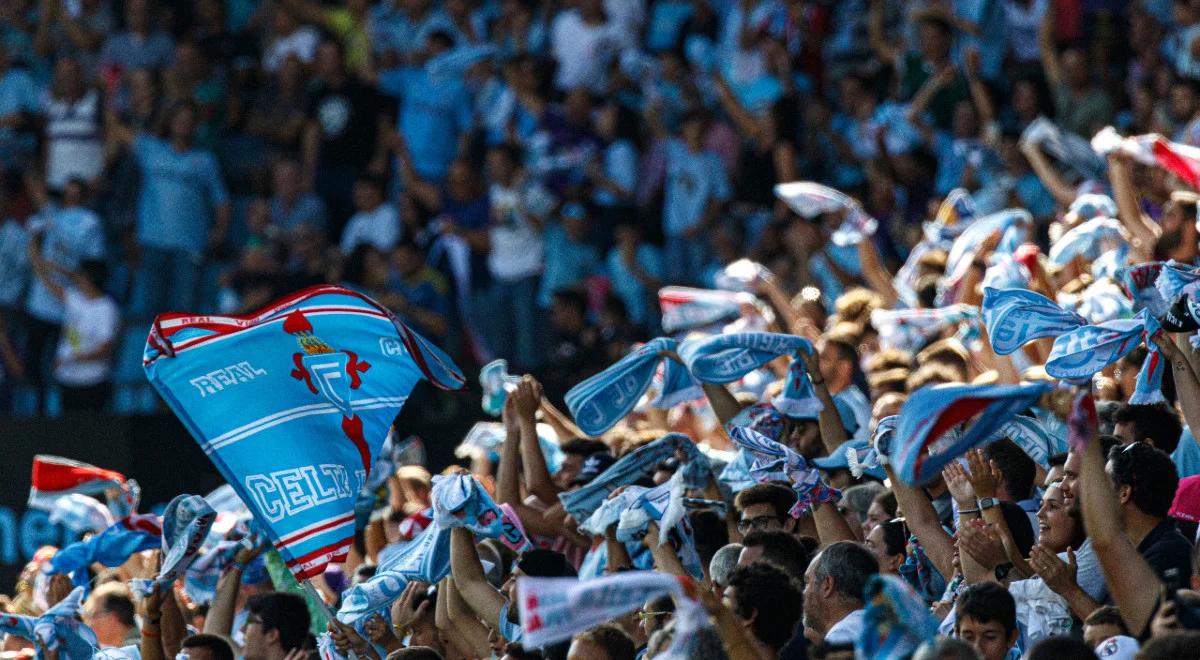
353, 181, 384, 211
63, 180, 86, 206
169, 106, 197, 143
737, 502, 784, 534
128, 69, 158, 109
555, 454, 585, 489
1035, 485, 1076, 553
241, 612, 275, 660
564, 215, 588, 242
680, 117, 705, 146
565, 89, 592, 124
862, 501, 890, 537
1060, 451, 1082, 502
1061, 49, 1089, 88
1083, 622, 1124, 649
864, 524, 902, 573
315, 42, 343, 80
916, 22, 950, 61
956, 616, 1015, 660
566, 639, 608, 660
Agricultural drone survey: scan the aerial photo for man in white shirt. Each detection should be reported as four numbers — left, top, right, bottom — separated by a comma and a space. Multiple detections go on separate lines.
549, 0, 620, 92
803, 541, 879, 646
340, 175, 400, 255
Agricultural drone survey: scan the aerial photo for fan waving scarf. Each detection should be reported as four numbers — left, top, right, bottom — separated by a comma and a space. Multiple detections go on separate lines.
1047, 217, 1125, 266
28, 455, 126, 511
726, 426, 840, 516
1155, 259, 1200, 305
893, 382, 1052, 485
869, 305, 980, 353
680, 332, 821, 418
657, 286, 752, 334
143, 285, 465, 580
565, 337, 700, 436
46, 514, 162, 588
981, 287, 1086, 355
1045, 309, 1155, 380
0, 587, 99, 659
944, 209, 1032, 286
1117, 262, 1168, 317
558, 436, 679, 521
130, 495, 216, 597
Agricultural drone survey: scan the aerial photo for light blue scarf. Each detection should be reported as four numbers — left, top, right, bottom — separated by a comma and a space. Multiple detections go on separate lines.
727, 426, 840, 516
559, 436, 678, 521
1048, 217, 1125, 265
893, 382, 1052, 485
131, 494, 217, 598
46, 516, 161, 588
0, 587, 99, 659
1118, 262, 1169, 317
1046, 310, 1163, 403
680, 332, 822, 418
981, 287, 1085, 355
565, 337, 700, 436
858, 575, 940, 660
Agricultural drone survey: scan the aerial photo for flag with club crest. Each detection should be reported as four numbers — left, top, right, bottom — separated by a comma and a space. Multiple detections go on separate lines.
143, 285, 464, 580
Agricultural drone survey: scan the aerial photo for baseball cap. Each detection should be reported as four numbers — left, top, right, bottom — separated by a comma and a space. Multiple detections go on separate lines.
1170, 475, 1200, 523
571, 451, 616, 486
813, 439, 886, 480
1095, 635, 1139, 660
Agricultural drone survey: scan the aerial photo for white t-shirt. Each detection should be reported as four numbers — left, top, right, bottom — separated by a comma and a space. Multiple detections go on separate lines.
487, 182, 550, 281
340, 204, 401, 255
45, 89, 105, 189
263, 26, 320, 72
824, 608, 865, 645
550, 10, 620, 91
54, 289, 119, 386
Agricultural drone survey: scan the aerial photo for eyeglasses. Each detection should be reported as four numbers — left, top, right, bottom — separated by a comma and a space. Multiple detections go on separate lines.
245, 616, 264, 627
737, 515, 780, 533
637, 611, 670, 621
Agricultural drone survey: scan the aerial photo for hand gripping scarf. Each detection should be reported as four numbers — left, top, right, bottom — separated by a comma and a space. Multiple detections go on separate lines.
847, 415, 899, 478
558, 436, 679, 521
45, 515, 162, 588
614, 476, 704, 579
143, 285, 464, 581
130, 494, 217, 597
0, 586, 99, 659
870, 305, 981, 353
479, 358, 521, 416
773, 181, 876, 237
727, 426, 840, 516
857, 575, 940, 660
430, 474, 503, 537
981, 287, 1086, 355
337, 523, 454, 625
1118, 261, 1169, 317
1046, 309, 1165, 403
28, 455, 127, 512
1021, 116, 1108, 181
943, 209, 1032, 292
658, 286, 752, 334
680, 332, 821, 418
892, 382, 1053, 485
579, 486, 648, 536
1047, 217, 1126, 266
497, 503, 533, 553
517, 571, 707, 655
565, 337, 700, 436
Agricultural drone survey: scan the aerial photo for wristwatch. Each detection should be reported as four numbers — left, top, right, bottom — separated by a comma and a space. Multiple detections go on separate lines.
977, 497, 1000, 510
994, 562, 1014, 581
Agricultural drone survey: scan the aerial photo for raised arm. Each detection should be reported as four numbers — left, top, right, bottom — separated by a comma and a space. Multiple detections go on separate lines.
514, 377, 561, 504
1038, 4, 1062, 88
885, 465, 956, 581
642, 521, 687, 577
857, 234, 899, 308
798, 348, 850, 456
1078, 407, 1163, 634
1107, 153, 1160, 260
1153, 334, 1200, 441
449, 527, 507, 631
810, 499, 857, 546
1019, 140, 1078, 207
444, 578, 494, 657
867, 0, 900, 64
139, 588, 166, 660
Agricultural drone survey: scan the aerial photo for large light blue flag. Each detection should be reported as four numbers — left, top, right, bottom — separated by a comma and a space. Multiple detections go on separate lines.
565, 337, 700, 436
143, 285, 464, 580
893, 382, 1052, 485
981, 287, 1085, 355
680, 332, 821, 418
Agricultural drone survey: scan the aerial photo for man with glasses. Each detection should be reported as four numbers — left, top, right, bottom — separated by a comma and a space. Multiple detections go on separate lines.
241, 593, 310, 660
734, 483, 798, 537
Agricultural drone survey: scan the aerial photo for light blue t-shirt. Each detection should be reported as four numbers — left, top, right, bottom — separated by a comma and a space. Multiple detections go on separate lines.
644, 0, 693, 52
1173, 427, 1200, 479
379, 65, 473, 181
498, 600, 524, 643
25, 205, 104, 323
0, 67, 41, 119
538, 224, 600, 307
953, 0, 1005, 80
594, 139, 639, 208
0, 218, 29, 308
662, 140, 730, 237
133, 135, 229, 252
606, 244, 663, 325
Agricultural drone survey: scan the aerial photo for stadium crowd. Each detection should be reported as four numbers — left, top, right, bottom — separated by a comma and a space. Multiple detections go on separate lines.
14, 0, 1200, 659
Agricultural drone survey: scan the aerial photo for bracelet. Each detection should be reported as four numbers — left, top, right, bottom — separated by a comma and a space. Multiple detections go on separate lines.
142, 629, 161, 638
958, 507, 980, 515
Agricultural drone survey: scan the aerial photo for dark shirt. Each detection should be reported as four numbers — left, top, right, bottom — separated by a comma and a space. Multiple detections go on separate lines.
307, 78, 381, 169
1137, 518, 1193, 582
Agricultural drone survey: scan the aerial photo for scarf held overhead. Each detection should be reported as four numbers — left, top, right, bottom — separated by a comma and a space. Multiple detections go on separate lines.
142, 285, 464, 581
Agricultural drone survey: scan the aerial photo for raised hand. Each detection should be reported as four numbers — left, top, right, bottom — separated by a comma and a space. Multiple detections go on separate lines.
965, 449, 1000, 500
1029, 545, 1078, 595
942, 461, 976, 508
